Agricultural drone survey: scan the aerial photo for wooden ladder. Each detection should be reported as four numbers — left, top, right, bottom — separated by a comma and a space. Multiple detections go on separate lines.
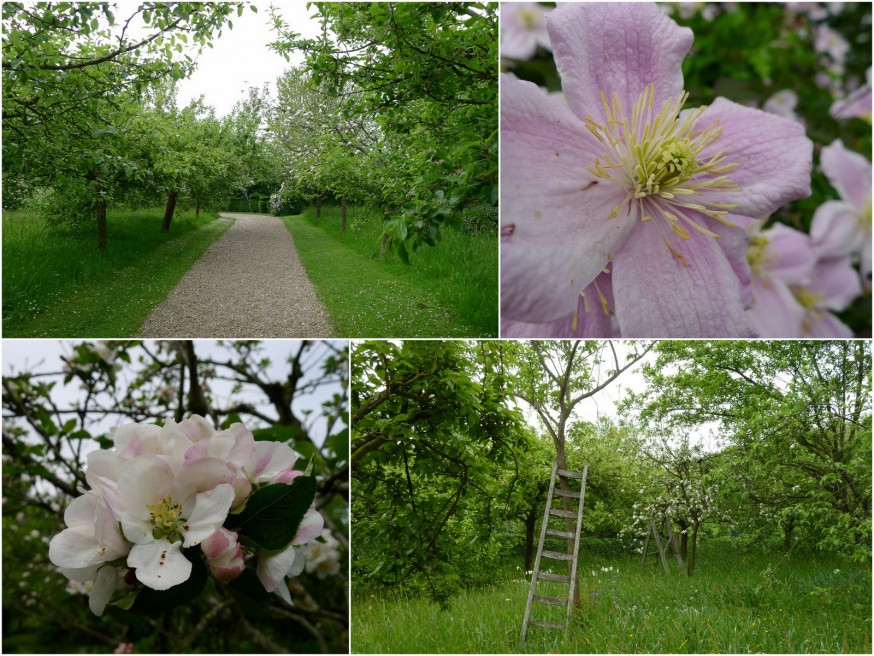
521, 461, 588, 642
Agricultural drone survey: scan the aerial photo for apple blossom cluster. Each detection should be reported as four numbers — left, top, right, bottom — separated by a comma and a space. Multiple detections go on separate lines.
48, 415, 324, 616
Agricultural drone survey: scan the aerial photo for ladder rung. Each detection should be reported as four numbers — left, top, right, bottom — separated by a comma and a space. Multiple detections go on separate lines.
541, 550, 573, 561
546, 528, 575, 539
529, 619, 564, 629
557, 469, 584, 479
537, 572, 571, 583
549, 508, 577, 518
533, 594, 566, 606
554, 489, 581, 499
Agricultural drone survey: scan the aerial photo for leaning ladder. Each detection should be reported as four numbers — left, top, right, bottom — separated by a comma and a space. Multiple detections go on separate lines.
521, 461, 588, 641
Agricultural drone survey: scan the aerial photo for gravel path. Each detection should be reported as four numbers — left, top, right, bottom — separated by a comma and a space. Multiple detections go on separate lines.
139, 213, 335, 337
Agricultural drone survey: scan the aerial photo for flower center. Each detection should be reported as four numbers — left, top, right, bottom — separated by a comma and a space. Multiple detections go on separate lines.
518, 8, 541, 29
746, 234, 777, 277
147, 495, 184, 540
584, 84, 742, 265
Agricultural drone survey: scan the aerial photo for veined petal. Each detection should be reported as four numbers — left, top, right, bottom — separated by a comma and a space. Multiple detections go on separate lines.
805, 311, 854, 338
749, 277, 805, 337
548, 2, 692, 119
129, 539, 191, 591
177, 415, 216, 442
612, 219, 755, 337
257, 543, 298, 593
245, 441, 299, 482
175, 457, 236, 510
501, 272, 617, 337
811, 257, 862, 311
765, 222, 816, 286
49, 526, 103, 569
180, 484, 234, 547
820, 140, 872, 212
694, 98, 812, 218
501, 73, 634, 321
811, 200, 865, 260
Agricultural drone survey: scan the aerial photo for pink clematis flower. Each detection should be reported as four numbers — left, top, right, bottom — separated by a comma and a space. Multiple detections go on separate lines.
501, 3, 552, 61
745, 220, 815, 337
811, 139, 872, 285
500, 2, 812, 336
792, 255, 861, 337
830, 69, 872, 122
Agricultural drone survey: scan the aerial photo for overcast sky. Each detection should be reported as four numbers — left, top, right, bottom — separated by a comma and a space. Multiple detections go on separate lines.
175, 2, 322, 117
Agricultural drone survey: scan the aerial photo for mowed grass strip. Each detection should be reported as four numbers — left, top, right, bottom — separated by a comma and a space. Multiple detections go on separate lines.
2, 209, 232, 337
282, 209, 496, 337
352, 545, 872, 654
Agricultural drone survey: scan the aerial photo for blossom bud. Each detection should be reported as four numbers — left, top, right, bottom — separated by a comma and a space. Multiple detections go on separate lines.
202, 528, 245, 582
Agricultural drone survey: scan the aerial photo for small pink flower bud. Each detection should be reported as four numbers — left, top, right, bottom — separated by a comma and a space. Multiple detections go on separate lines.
202, 528, 245, 582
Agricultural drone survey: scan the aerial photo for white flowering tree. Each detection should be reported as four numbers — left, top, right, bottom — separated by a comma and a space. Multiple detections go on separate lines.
2, 340, 348, 653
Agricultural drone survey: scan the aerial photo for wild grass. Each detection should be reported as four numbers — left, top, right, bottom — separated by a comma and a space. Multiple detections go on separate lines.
281, 205, 498, 337
2, 208, 231, 336
352, 542, 872, 653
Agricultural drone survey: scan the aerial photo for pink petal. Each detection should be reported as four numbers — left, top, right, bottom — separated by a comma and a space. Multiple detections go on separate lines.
764, 222, 816, 286
830, 82, 872, 120
707, 213, 754, 307
805, 311, 854, 338
175, 457, 236, 510
611, 219, 754, 337
129, 539, 191, 591
749, 277, 805, 337
810, 257, 862, 311
177, 415, 215, 442
810, 200, 865, 260
694, 98, 812, 218
820, 140, 872, 212
501, 272, 617, 337
292, 508, 325, 545
547, 2, 692, 119
245, 441, 298, 482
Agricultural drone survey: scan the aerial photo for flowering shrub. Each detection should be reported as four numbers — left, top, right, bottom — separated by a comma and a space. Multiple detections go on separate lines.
48, 415, 322, 616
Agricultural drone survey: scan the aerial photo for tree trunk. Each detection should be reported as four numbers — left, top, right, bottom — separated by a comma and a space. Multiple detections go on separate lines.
315, 195, 321, 218
380, 233, 392, 258
678, 518, 689, 559
161, 191, 178, 233
341, 197, 347, 232
782, 519, 794, 551
688, 523, 699, 576
524, 506, 537, 573
96, 196, 107, 253
195, 198, 201, 219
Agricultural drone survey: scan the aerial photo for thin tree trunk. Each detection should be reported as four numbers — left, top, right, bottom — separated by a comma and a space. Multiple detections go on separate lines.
678, 518, 689, 559
96, 196, 107, 252
195, 198, 201, 219
341, 197, 347, 232
524, 506, 537, 572
315, 195, 321, 218
161, 191, 178, 233
782, 519, 794, 551
380, 233, 392, 258
688, 523, 699, 576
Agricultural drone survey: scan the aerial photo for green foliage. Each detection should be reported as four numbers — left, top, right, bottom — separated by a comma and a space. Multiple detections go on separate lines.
226, 478, 317, 550
281, 207, 498, 337
2, 208, 231, 336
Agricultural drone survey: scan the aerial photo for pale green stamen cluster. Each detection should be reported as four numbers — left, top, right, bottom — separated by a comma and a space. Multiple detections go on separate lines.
746, 234, 777, 278
584, 84, 742, 266
792, 286, 825, 334
147, 495, 186, 541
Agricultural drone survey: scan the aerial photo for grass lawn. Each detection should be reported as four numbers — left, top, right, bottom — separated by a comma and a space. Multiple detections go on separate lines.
2, 208, 232, 337
281, 206, 498, 337
352, 543, 872, 653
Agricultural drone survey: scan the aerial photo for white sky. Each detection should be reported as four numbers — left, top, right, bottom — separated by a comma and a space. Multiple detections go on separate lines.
176, 2, 322, 116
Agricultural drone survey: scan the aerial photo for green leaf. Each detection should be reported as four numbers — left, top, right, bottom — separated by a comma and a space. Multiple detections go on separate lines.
224, 477, 317, 550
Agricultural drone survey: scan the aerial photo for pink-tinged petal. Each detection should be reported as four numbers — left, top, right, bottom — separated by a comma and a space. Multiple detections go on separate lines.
89, 566, 119, 617
116, 456, 175, 544
764, 222, 816, 286
257, 543, 298, 593
805, 311, 854, 338
230, 473, 253, 509
749, 277, 805, 337
830, 82, 872, 121
202, 528, 244, 582
501, 73, 637, 322
129, 539, 191, 591
175, 457, 236, 511
272, 467, 304, 485
201, 528, 232, 560
177, 415, 215, 442
820, 140, 872, 212
501, 272, 617, 337
245, 441, 299, 482
810, 257, 862, 311
810, 200, 865, 260
706, 214, 754, 307
612, 220, 755, 337
49, 526, 102, 569
547, 2, 692, 118
292, 508, 325, 545
695, 98, 812, 218
180, 484, 234, 547
112, 423, 160, 459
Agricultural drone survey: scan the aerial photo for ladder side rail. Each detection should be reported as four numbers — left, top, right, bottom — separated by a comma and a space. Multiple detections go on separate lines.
663, 518, 688, 576
521, 460, 559, 642
640, 519, 652, 568
565, 462, 588, 628
650, 518, 670, 575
